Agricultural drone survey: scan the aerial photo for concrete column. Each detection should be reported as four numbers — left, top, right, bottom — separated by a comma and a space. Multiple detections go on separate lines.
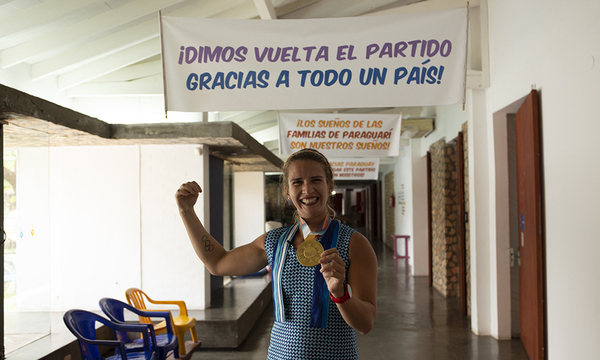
468, 89, 492, 335
411, 139, 429, 277
200, 145, 212, 307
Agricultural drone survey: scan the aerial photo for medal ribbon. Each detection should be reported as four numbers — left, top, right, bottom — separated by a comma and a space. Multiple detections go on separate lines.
309, 219, 339, 328
272, 223, 298, 323
271, 218, 340, 328
300, 216, 330, 240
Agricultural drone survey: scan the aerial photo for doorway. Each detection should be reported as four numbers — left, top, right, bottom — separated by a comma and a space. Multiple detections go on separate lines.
514, 90, 546, 360
504, 90, 546, 360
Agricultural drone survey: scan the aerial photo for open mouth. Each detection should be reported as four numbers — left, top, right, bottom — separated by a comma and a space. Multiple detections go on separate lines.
301, 197, 318, 204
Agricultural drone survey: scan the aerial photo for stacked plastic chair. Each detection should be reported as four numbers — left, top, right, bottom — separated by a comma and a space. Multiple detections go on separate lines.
125, 288, 198, 357
99, 298, 179, 360
63, 309, 157, 360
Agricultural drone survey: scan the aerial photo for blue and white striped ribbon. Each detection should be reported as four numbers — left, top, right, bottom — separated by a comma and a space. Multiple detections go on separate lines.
272, 223, 298, 322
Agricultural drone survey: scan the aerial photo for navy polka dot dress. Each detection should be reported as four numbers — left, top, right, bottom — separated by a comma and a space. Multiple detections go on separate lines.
265, 221, 359, 360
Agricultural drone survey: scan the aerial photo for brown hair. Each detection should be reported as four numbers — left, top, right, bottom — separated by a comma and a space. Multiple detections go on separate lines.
281, 148, 336, 221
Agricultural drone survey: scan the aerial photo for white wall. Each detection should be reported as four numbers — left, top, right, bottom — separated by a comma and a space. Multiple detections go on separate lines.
139, 144, 210, 309
390, 140, 429, 278
486, 0, 600, 357
49, 146, 141, 310
417, 103, 468, 158
28, 144, 212, 311
15, 147, 50, 311
233, 172, 265, 247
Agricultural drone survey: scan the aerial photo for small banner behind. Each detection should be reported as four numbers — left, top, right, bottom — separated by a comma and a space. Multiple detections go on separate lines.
330, 158, 380, 180
278, 113, 401, 157
160, 8, 468, 112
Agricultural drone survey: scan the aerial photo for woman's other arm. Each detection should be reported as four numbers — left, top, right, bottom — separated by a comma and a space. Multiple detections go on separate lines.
321, 232, 377, 334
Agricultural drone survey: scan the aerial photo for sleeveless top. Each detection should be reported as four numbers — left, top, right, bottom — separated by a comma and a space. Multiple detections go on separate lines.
264, 221, 359, 360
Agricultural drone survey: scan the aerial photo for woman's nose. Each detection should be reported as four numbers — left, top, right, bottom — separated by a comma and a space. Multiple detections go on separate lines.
302, 182, 312, 194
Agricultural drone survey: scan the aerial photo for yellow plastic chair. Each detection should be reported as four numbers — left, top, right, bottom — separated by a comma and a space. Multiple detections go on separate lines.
125, 288, 198, 356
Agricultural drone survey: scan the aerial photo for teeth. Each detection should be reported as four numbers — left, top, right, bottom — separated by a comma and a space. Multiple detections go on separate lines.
302, 197, 318, 204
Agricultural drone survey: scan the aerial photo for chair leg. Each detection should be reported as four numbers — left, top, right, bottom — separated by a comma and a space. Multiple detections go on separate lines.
173, 342, 180, 359
175, 328, 187, 356
190, 327, 198, 343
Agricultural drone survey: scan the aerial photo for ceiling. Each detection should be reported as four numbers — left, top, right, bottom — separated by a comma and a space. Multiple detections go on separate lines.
0, 0, 437, 166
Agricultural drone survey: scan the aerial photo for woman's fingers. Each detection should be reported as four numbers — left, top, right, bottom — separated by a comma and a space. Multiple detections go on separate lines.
176, 181, 202, 210
179, 181, 202, 194
176, 181, 202, 196
319, 248, 345, 277
319, 248, 343, 266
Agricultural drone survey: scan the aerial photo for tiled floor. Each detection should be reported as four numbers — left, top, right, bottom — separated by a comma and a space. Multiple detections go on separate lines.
190, 241, 530, 360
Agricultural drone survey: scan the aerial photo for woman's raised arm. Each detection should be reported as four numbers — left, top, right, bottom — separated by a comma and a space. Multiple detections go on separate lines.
176, 181, 268, 276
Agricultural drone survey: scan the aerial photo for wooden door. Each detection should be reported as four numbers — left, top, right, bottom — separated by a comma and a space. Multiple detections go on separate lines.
515, 90, 546, 360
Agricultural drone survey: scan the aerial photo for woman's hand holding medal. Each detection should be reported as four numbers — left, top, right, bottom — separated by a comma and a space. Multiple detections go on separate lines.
319, 248, 347, 298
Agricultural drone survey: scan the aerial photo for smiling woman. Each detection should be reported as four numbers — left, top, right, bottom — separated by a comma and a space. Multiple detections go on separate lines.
176, 148, 377, 360
281, 148, 336, 225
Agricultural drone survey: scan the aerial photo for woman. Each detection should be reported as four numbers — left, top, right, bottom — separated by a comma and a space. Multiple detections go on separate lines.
176, 148, 377, 359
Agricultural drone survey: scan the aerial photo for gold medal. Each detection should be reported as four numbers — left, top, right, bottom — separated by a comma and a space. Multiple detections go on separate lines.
297, 235, 324, 267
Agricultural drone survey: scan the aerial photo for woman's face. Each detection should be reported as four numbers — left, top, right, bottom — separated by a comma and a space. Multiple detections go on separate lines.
285, 159, 333, 223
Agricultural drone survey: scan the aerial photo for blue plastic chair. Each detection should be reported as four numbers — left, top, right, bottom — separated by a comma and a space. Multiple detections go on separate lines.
63, 309, 157, 360
99, 298, 179, 360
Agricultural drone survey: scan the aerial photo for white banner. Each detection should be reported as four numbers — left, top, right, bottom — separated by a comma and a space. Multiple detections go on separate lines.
278, 113, 402, 157
330, 158, 380, 180
160, 8, 468, 112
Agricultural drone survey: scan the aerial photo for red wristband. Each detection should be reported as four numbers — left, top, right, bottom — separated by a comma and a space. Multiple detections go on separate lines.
330, 283, 352, 304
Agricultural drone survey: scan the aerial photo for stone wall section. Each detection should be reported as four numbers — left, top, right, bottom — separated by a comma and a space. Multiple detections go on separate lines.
265, 181, 297, 227
462, 122, 471, 316
430, 139, 460, 297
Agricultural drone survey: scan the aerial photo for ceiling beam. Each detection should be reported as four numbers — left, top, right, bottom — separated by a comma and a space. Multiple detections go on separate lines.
1, 0, 185, 68
31, 20, 158, 80
213, 1, 260, 19
57, 38, 160, 90
92, 60, 162, 83
236, 111, 278, 130
275, 0, 320, 18
30, 0, 254, 79
263, 139, 279, 152
0, 0, 98, 38
0, 83, 111, 138
253, 0, 277, 19
400, 118, 434, 138
281, 0, 402, 18
66, 79, 163, 97
219, 110, 270, 123
250, 124, 280, 144
367, 0, 477, 16
244, 119, 278, 134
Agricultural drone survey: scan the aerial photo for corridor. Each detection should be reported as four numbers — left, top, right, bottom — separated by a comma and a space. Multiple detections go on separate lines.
190, 241, 530, 360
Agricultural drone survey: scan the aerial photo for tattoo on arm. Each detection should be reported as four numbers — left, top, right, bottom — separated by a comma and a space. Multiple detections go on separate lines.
201, 235, 215, 252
